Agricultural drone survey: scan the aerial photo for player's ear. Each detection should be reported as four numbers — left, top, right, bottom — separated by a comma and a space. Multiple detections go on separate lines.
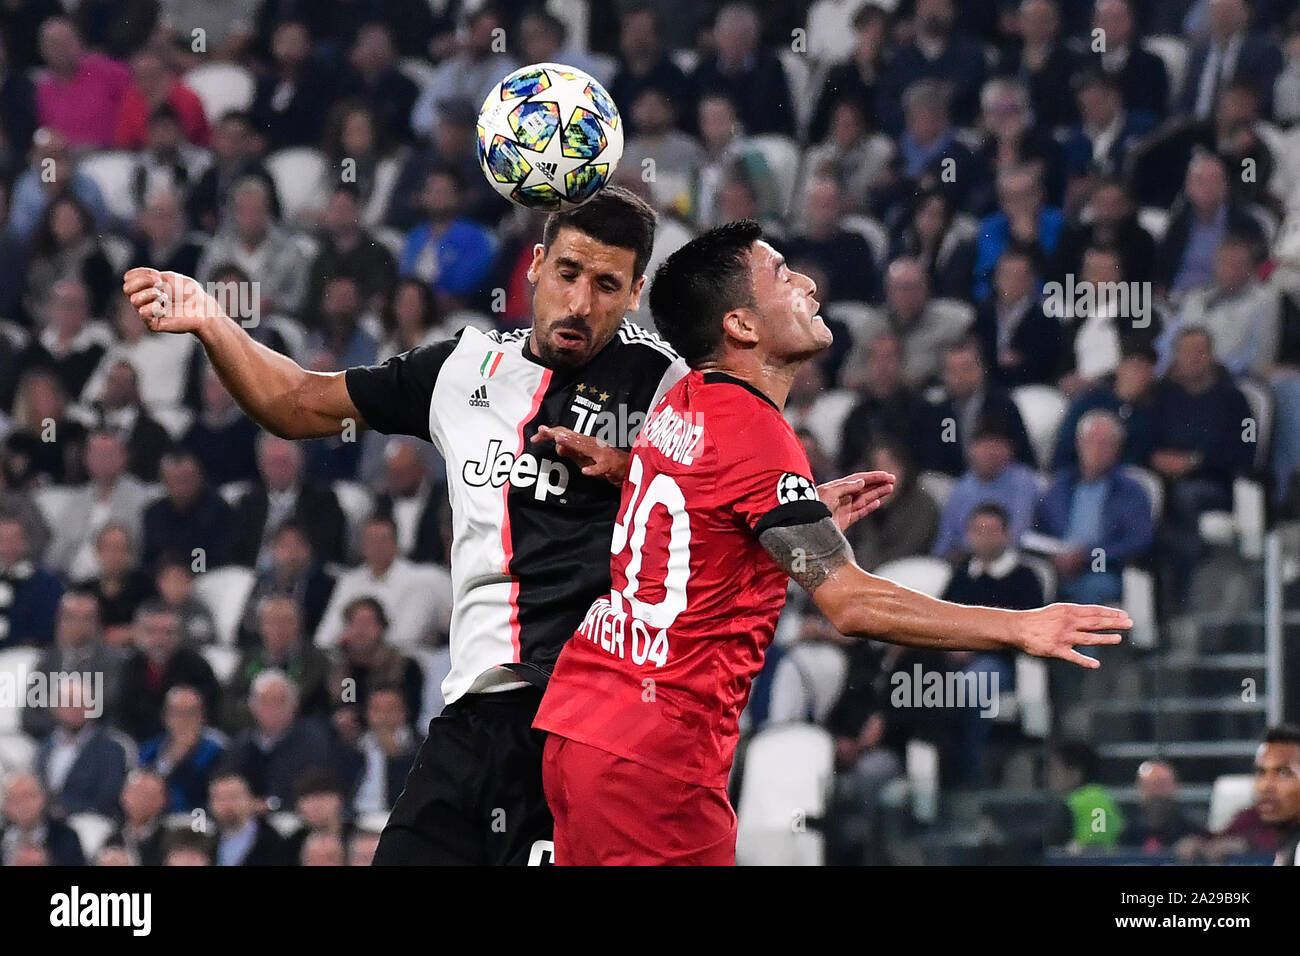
526, 243, 547, 284
627, 274, 646, 313
721, 308, 759, 346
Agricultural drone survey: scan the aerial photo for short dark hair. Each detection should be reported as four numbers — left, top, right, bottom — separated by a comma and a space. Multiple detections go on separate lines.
541, 184, 657, 281
155, 551, 194, 576
342, 595, 389, 631
1263, 724, 1300, 747
648, 219, 763, 367
1072, 67, 1121, 96
210, 767, 251, 789
293, 768, 345, 801
425, 163, 465, 192
134, 598, 180, 625
969, 502, 1010, 529
522, 6, 566, 43
162, 828, 214, 861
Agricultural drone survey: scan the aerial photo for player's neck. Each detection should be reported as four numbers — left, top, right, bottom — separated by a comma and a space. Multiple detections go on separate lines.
696, 356, 798, 411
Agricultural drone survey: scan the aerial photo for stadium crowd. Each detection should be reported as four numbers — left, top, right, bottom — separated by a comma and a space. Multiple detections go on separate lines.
0, 0, 1298, 864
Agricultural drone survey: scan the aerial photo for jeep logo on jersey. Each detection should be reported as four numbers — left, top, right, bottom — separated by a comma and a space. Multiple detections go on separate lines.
776, 473, 818, 505
463, 439, 570, 501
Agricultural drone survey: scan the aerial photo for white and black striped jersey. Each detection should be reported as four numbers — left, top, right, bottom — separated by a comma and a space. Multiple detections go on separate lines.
346, 321, 688, 704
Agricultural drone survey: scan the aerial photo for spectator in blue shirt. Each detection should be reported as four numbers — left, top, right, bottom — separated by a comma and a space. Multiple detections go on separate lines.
931, 419, 1043, 561
1052, 344, 1159, 471
1149, 326, 1255, 604
399, 165, 497, 314
140, 684, 228, 813
1036, 409, 1154, 604
973, 164, 1064, 301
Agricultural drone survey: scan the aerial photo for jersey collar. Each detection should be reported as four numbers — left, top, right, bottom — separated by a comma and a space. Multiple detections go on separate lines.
701, 371, 780, 411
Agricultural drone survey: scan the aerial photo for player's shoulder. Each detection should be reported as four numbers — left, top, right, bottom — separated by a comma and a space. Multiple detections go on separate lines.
611, 319, 681, 366
693, 372, 802, 457
476, 325, 529, 349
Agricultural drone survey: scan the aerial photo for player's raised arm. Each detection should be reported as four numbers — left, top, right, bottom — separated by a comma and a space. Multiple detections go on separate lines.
758, 517, 1131, 669
122, 268, 363, 439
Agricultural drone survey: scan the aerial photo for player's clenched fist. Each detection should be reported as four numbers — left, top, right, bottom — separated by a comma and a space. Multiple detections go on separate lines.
1012, 603, 1131, 668
121, 268, 226, 335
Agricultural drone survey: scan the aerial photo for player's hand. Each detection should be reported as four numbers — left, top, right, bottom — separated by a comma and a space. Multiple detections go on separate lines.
122, 267, 225, 335
1012, 603, 1130, 668
818, 471, 895, 531
531, 425, 628, 484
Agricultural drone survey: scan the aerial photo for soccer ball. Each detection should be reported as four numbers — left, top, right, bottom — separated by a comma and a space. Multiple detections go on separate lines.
476, 62, 624, 211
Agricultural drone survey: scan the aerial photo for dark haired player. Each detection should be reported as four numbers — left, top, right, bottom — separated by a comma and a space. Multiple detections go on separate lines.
1257, 725, 1300, 866
123, 186, 694, 865
534, 220, 1132, 865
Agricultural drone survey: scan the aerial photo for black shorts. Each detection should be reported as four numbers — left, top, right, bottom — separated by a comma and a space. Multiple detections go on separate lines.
372, 686, 554, 865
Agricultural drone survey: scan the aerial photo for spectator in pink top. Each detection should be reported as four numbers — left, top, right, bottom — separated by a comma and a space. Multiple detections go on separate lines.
114, 48, 210, 149
35, 17, 131, 150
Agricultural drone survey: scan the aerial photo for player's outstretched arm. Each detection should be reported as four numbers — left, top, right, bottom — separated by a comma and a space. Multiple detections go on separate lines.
123, 268, 364, 440
758, 517, 1130, 669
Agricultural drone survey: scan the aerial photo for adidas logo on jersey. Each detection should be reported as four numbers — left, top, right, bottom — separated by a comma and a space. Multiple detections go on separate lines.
468, 385, 490, 407
536, 161, 557, 179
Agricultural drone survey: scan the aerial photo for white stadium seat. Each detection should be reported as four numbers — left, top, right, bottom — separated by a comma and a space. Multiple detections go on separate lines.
201, 645, 241, 684
78, 151, 139, 222
184, 63, 256, 125
874, 556, 952, 598
100, 232, 135, 274
66, 813, 115, 858
0, 732, 37, 772
264, 147, 328, 223
1208, 774, 1256, 833
1019, 554, 1057, 603
1121, 566, 1159, 650
839, 214, 889, 265
1122, 464, 1163, 521
396, 56, 436, 92
1141, 36, 1189, 103
150, 405, 194, 442
744, 134, 802, 219
32, 485, 79, 534
1138, 206, 1170, 242
1011, 384, 1068, 471
906, 739, 940, 823
1015, 656, 1050, 738
735, 722, 833, 866
916, 470, 956, 509
333, 480, 376, 548
218, 480, 252, 508
192, 566, 257, 647
0, 647, 41, 734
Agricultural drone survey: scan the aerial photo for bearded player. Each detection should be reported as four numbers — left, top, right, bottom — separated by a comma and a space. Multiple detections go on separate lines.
122, 190, 881, 864
534, 220, 1132, 865
123, 187, 701, 865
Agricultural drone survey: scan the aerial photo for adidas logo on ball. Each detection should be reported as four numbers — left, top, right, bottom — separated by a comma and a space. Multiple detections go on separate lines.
536, 161, 557, 180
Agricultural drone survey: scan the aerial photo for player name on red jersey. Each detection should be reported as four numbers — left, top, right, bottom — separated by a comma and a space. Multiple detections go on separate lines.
575, 596, 670, 667
640, 404, 705, 465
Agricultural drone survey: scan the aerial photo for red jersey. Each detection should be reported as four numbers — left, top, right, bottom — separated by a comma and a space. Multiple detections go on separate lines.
534, 370, 831, 788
